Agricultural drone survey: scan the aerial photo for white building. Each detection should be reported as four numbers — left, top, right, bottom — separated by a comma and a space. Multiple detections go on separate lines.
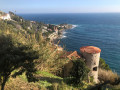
0, 14, 11, 20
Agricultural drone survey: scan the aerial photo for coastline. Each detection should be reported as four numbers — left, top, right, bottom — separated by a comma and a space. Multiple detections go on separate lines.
57, 24, 77, 39
53, 24, 75, 45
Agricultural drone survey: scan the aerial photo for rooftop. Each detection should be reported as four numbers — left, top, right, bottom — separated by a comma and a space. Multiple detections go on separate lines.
67, 51, 81, 60
80, 46, 101, 54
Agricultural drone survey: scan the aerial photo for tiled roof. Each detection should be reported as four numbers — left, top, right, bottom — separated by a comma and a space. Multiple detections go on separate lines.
67, 51, 81, 60
80, 46, 101, 54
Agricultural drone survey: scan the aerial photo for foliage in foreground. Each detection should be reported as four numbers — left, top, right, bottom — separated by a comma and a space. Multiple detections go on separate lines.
1, 70, 80, 90
0, 30, 91, 90
69, 59, 90, 85
0, 33, 39, 90
0, 20, 68, 90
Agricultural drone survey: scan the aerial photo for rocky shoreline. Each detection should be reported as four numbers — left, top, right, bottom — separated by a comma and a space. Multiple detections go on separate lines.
52, 24, 74, 46
58, 25, 73, 38
47, 23, 73, 41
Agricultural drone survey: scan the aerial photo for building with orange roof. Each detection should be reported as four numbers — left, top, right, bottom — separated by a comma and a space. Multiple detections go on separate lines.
80, 46, 101, 83
67, 51, 81, 60
63, 46, 101, 83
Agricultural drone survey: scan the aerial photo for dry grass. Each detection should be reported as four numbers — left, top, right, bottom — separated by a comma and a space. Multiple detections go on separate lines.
98, 68, 119, 84
49, 82, 78, 90
3, 77, 39, 90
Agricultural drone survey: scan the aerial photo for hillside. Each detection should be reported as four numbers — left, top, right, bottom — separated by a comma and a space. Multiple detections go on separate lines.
0, 11, 120, 90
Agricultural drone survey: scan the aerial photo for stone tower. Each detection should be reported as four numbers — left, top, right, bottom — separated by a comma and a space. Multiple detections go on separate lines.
80, 46, 101, 83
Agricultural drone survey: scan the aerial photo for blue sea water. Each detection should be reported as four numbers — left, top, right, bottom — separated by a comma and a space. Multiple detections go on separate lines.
19, 13, 120, 74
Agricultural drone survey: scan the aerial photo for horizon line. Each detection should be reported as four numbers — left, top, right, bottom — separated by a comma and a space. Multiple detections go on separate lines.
17, 12, 120, 14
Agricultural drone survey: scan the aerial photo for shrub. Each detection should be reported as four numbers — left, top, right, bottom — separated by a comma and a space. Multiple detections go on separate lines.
70, 59, 90, 85
98, 68, 119, 84
99, 58, 111, 70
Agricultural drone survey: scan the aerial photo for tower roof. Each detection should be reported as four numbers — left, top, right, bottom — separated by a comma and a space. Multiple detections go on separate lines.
80, 46, 101, 54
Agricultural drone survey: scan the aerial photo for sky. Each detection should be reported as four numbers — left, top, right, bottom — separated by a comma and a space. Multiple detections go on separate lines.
0, 0, 120, 13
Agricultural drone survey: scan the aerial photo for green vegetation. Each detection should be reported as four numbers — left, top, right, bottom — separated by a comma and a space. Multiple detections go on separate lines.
0, 33, 39, 90
99, 58, 111, 70
70, 59, 90, 85
0, 18, 69, 90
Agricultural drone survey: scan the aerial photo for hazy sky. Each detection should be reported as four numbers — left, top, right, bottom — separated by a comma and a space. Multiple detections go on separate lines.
0, 0, 120, 13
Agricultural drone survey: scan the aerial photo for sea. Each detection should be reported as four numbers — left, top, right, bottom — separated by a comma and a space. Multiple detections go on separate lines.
19, 13, 120, 74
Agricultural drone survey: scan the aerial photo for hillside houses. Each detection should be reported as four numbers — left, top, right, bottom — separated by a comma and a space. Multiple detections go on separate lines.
48, 26, 58, 40
0, 13, 11, 20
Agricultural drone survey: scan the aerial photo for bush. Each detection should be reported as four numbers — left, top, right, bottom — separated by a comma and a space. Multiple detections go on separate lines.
69, 59, 90, 85
98, 68, 119, 84
99, 58, 111, 70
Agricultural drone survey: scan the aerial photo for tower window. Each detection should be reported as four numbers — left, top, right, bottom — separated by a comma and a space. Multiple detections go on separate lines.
93, 67, 97, 71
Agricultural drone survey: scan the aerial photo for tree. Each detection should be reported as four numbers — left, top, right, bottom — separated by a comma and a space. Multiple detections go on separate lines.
70, 59, 90, 85
0, 34, 39, 90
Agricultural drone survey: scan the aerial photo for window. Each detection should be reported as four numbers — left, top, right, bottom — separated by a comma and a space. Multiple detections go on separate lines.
93, 67, 97, 71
